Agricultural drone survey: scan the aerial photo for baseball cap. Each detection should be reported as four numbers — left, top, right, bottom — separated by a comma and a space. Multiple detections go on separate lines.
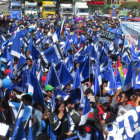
99, 97, 109, 104
45, 85, 54, 91
88, 95, 95, 103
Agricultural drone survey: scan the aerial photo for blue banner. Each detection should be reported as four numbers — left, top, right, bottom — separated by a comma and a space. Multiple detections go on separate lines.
9, 11, 22, 20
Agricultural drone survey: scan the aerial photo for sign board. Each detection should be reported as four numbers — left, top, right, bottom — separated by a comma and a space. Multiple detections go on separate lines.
87, 1, 104, 5
99, 30, 116, 43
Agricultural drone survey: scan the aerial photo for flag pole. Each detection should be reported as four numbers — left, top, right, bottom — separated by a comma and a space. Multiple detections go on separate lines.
89, 49, 91, 88
24, 114, 31, 129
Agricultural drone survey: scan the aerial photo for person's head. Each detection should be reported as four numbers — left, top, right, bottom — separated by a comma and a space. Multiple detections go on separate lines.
26, 57, 32, 67
105, 93, 113, 104
54, 100, 65, 114
65, 98, 73, 110
55, 95, 63, 104
99, 97, 109, 111
92, 26, 97, 32
14, 57, 19, 65
45, 85, 54, 99
130, 89, 140, 101
120, 91, 130, 105
26, 50, 30, 57
85, 88, 93, 97
88, 95, 96, 108
22, 94, 32, 106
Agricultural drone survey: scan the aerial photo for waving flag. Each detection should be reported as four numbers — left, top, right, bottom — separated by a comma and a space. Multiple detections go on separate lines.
16, 55, 27, 70
73, 68, 84, 105
63, 35, 71, 55
58, 63, 73, 88
52, 24, 61, 43
79, 96, 91, 126
11, 103, 27, 140
65, 55, 74, 72
28, 36, 33, 52
11, 31, 22, 58
70, 33, 78, 45
46, 63, 61, 88
133, 67, 140, 90
9, 102, 32, 122
41, 45, 62, 64
123, 62, 133, 91
27, 116, 34, 140
1, 46, 11, 63
122, 49, 131, 64
116, 70, 122, 89
81, 57, 90, 81
28, 73, 45, 106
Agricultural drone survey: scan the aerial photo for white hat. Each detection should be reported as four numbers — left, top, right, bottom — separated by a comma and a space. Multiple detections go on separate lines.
88, 95, 95, 103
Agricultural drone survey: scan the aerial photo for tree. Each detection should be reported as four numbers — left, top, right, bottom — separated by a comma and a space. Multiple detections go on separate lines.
120, 2, 140, 10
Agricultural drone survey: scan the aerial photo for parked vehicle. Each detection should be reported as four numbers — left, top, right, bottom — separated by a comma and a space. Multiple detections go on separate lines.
75, 2, 89, 18
42, 1, 56, 19
24, 1, 38, 18
60, 4, 74, 19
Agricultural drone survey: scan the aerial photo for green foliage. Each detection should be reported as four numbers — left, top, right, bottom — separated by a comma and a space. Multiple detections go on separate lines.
120, 2, 140, 10
35, 0, 42, 6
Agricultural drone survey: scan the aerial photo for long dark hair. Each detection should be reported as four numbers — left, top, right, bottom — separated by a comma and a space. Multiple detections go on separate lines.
54, 100, 66, 114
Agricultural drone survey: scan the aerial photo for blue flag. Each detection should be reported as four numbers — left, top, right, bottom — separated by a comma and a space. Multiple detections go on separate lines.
1, 46, 11, 63
41, 45, 62, 64
29, 73, 45, 106
79, 96, 90, 126
45, 63, 60, 88
81, 57, 90, 81
11, 105, 27, 140
52, 24, 61, 43
28, 116, 34, 140
123, 62, 133, 91
116, 70, 122, 89
11, 31, 22, 58
58, 63, 73, 88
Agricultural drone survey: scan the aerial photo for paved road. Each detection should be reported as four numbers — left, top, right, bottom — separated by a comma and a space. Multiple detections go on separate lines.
0, 2, 9, 12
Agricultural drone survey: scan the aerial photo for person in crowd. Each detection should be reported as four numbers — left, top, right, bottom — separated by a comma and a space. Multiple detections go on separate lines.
44, 84, 54, 112
94, 97, 117, 139
33, 103, 44, 137
49, 100, 76, 140
117, 91, 134, 116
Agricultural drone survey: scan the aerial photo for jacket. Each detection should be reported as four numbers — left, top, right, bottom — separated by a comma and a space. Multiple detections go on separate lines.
49, 112, 75, 140
94, 105, 116, 132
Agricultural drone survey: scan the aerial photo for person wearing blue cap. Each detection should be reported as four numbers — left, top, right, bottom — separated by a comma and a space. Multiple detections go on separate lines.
93, 97, 117, 139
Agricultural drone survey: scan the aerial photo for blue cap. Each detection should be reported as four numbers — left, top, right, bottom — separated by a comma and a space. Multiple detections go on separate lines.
99, 97, 109, 104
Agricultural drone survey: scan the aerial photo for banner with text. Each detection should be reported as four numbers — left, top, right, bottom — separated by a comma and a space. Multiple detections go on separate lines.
120, 22, 140, 46
105, 106, 140, 140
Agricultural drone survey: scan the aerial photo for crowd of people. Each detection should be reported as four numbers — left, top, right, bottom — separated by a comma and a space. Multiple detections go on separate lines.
0, 14, 140, 140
